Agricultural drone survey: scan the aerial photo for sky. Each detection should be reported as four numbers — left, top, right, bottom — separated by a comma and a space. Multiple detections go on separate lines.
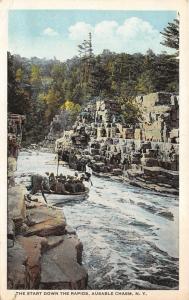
8, 10, 177, 61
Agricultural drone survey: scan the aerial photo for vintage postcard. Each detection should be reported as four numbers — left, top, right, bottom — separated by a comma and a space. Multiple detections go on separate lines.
0, 0, 189, 300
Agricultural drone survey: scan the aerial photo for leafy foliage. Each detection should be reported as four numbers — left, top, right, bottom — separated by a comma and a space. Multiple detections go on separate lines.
8, 28, 179, 144
116, 96, 142, 125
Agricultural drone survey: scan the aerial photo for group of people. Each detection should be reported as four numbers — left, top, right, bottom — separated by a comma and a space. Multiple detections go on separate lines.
31, 171, 93, 203
48, 172, 86, 194
31, 171, 87, 196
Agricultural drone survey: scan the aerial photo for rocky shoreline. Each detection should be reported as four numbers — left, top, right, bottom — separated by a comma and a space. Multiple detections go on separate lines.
45, 153, 178, 196
7, 158, 88, 290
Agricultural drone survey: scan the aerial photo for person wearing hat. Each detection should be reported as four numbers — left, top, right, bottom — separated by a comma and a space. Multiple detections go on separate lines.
55, 177, 69, 194
64, 176, 76, 193
31, 174, 44, 194
42, 172, 51, 191
49, 172, 56, 191
75, 176, 85, 193
31, 172, 51, 203
64, 179, 71, 193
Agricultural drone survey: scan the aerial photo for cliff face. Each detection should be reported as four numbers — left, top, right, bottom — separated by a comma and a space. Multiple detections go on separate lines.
55, 92, 179, 194
135, 92, 179, 143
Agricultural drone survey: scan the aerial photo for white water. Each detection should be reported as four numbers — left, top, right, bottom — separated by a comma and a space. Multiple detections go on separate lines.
15, 151, 179, 290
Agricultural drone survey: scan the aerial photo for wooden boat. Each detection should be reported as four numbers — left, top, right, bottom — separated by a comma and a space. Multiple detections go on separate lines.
44, 187, 89, 205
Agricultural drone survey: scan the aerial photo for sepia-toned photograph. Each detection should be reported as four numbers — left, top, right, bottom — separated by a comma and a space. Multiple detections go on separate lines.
7, 7, 180, 292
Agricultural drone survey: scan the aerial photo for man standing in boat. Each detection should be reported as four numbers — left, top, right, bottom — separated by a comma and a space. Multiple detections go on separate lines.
85, 163, 93, 186
57, 146, 63, 160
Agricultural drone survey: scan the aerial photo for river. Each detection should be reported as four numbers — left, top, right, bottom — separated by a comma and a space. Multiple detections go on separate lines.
15, 151, 179, 290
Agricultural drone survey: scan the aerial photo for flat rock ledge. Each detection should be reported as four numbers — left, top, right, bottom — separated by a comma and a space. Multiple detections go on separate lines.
40, 235, 87, 289
7, 185, 88, 289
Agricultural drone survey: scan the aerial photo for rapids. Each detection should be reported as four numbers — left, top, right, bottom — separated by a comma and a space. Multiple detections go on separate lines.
15, 151, 179, 290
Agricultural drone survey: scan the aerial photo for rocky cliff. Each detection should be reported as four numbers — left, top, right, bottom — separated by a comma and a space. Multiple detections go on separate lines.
55, 92, 179, 194
7, 187, 88, 289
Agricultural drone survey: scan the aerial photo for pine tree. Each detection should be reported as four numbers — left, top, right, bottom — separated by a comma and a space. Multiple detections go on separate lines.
160, 19, 179, 51
78, 32, 94, 96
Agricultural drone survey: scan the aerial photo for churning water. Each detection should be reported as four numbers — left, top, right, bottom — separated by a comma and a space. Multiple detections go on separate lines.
15, 151, 179, 290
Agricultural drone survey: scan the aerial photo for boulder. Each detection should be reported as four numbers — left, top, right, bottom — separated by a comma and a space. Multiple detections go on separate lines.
7, 240, 27, 289
40, 235, 87, 289
17, 235, 47, 289
30, 195, 39, 202
25, 202, 37, 209
7, 217, 15, 240
112, 168, 123, 176
8, 157, 17, 173
46, 235, 64, 250
24, 206, 66, 237
25, 198, 45, 209
8, 185, 27, 233
19, 223, 30, 234
7, 238, 14, 248
141, 157, 159, 167
170, 129, 179, 139
65, 225, 76, 235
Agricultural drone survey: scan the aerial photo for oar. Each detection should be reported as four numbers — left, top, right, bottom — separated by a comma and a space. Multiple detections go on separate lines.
41, 190, 47, 203
90, 178, 93, 187
57, 155, 60, 177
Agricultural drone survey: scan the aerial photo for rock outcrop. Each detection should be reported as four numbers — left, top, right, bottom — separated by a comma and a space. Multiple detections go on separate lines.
18, 235, 47, 289
55, 92, 179, 194
40, 235, 87, 289
8, 239, 27, 289
25, 205, 66, 237
7, 188, 88, 289
8, 185, 27, 233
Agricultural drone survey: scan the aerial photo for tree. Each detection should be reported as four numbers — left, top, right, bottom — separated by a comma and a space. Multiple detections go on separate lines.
61, 100, 81, 113
135, 70, 155, 94
116, 96, 142, 125
154, 53, 179, 92
60, 100, 81, 124
8, 52, 30, 115
78, 32, 94, 95
15, 68, 24, 82
43, 89, 60, 121
90, 56, 111, 97
30, 65, 42, 86
160, 19, 179, 51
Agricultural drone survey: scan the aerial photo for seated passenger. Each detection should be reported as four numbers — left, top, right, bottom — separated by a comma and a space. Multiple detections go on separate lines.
75, 178, 85, 192
65, 178, 74, 193
55, 178, 68, 194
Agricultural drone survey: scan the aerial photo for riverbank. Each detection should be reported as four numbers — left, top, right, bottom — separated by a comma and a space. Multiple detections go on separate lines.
16, 137, 179, 196
46, 151, 178, 196
7, 156, 88, 290
91, 168, 178, 196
